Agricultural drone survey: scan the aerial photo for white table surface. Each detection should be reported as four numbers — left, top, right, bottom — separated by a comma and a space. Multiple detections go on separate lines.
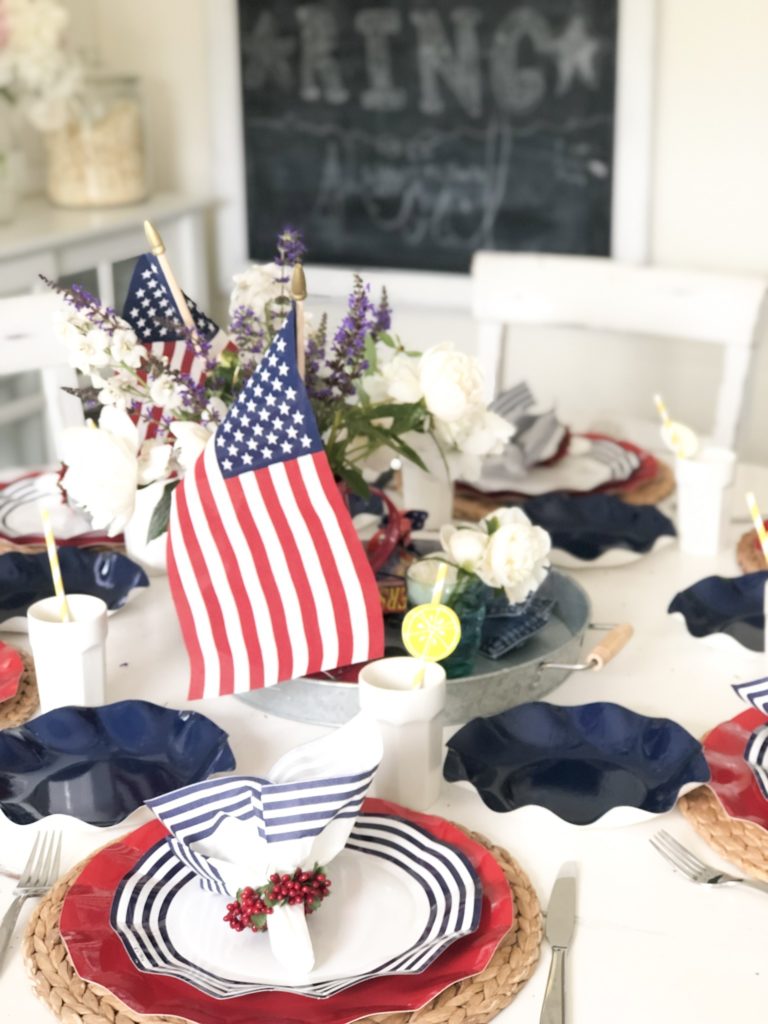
2, 466, 768, 1024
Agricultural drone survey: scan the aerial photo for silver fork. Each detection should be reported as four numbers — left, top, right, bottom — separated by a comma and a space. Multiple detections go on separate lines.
0, 831, 62, 972
650, 830, 768, 896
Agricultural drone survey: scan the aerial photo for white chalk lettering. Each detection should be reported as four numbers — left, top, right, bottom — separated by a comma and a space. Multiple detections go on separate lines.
355, 8, 407, 112
296, 4, 349, 104
242, 11, 295, 92
409, 8, 483, 118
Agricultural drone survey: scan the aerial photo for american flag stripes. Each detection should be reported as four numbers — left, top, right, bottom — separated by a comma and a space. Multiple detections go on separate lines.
121, 253, 226, 440
167, 307, 384, 698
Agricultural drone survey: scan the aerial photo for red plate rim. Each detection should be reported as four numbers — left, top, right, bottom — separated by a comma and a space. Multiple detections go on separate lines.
702, 707, 768, 830
0, 641, 24, 702
60, 797, 514, 1024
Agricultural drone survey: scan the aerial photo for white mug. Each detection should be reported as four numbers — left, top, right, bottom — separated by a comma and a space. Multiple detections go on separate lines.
358, 657, 446, 812
27, 594, 108, 713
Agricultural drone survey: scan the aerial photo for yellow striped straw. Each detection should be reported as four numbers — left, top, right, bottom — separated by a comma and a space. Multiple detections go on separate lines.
40, 507, 72, 622
430, 561, 449, 605
746, 492, 768, 561
653, 393, 671, 427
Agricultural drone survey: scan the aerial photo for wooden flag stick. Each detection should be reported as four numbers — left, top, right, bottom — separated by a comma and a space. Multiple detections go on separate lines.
291, 262, 307, 379
144, 220, 196, 331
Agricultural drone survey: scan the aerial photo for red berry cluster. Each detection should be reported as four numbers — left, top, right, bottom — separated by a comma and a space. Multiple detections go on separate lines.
223, 865, 332, 933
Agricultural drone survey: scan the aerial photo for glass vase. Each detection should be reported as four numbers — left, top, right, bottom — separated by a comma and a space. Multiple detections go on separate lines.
400, 442, 454, 529
405, 559, 488, 679
45, 74, 148, 208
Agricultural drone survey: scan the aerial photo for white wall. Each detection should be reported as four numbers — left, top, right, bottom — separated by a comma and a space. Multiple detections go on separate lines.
64, 0, 768, 462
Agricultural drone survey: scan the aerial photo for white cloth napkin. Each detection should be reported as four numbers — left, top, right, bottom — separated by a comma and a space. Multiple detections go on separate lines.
146, 712, 383, 976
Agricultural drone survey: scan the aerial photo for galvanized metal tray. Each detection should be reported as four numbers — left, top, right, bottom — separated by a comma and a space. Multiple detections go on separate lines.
237, 570, 592, 727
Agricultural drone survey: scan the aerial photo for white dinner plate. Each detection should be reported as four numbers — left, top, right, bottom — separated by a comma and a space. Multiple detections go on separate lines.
111, 812, 482, 999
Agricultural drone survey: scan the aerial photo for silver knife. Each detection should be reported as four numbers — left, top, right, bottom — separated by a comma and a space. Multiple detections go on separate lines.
539, 871, 577, 1024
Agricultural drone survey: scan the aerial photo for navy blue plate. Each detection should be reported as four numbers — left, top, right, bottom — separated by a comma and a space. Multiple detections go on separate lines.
668, 571, 768, 652
0, 549, 149, 625
444, 701, 709, 825
0, 700, 235, 825
522, 493, 676, 561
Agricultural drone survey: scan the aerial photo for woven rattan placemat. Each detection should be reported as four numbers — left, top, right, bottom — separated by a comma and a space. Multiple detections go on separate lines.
24, 828, 542, 1024
0, 648, 39, 728
678, 785, 768, 881
736, 528, 767, 574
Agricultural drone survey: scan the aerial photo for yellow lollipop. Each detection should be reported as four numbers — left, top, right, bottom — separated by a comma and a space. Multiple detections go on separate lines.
653, 394, 699, 458
401, 561, 462, 667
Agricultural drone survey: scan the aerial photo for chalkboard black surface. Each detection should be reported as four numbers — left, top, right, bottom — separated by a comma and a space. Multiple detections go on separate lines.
238, 1, 617, 272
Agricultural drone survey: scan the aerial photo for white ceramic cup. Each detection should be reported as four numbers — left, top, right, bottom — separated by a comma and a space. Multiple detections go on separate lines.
674, 447, 736, 556
27, 594, 108, 713
358, 657, 446, 812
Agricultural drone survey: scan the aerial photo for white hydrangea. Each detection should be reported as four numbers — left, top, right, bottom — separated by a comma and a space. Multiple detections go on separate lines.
228, 262, 284, 319
148, 372, 184, 412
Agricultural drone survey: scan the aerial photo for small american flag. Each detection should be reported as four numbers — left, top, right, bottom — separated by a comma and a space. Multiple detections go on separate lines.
122, 253, 225, 439
168, 307, 384, 698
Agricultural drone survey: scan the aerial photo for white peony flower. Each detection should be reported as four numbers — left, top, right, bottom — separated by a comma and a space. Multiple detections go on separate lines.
439, 524, 489, 573
61, 407, 172, 536
475, 507, 551, 604
362, 347, 423, 405
419, 343, 485, 424
170, 420, 214, 472
229, 262, 284, 319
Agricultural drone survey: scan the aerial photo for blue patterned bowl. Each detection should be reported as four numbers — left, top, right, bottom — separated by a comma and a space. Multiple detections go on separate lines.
0, 548, 149, 630
0, 700, 235, 826
444, 701, 709, 825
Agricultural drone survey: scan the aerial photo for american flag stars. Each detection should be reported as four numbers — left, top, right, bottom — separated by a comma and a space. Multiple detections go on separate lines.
214, 323, 321, 479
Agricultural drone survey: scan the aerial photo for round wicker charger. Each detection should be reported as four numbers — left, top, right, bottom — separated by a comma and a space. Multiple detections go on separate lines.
678, 785, 768, 881
736, 528, 767, 574
23, 829, 541, 1024
0, 648, 39, 728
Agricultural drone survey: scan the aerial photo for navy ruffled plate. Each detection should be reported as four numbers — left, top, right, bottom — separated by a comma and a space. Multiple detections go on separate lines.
668, 571, 768, 652
522, 493, 675, 568
0, 700, 235, 827
444, 701, 709, 826
0, 548, 149, 632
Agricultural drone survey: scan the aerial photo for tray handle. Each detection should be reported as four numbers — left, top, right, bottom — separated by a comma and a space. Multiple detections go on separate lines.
585, 623, 633, 670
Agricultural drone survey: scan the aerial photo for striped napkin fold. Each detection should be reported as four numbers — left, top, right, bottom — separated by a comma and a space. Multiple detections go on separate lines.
145, 712, 383, 976
472, 384, 640, 494
732, 678, 768, 798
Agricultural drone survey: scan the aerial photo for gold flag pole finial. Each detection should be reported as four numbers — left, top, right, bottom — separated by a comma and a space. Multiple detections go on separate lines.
290, 262, 307, 302
144, 220, 165, 256
291, 262, 307, 379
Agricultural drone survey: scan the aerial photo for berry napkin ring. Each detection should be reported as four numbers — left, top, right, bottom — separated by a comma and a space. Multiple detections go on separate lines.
224, 866, 332, 933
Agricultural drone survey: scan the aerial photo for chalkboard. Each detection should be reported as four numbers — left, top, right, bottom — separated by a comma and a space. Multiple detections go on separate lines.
238, 1, 617, 272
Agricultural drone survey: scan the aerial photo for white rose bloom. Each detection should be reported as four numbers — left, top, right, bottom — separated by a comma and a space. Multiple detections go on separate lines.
419, 343, 485, 424
439, 524, 489, 573
229, 262, 284, 318
476, 508, 551, 604
149, 373, 183, 412
170, 420, 213, 472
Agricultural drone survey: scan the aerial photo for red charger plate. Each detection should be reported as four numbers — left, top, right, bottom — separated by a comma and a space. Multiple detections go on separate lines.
60, 797, 514, 1024
703, 708, 768, 829
0, 641, 23, 702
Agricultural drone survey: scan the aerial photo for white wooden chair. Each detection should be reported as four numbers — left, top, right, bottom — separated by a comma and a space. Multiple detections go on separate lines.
0, 292, 85, 466
471, 253, 768, 450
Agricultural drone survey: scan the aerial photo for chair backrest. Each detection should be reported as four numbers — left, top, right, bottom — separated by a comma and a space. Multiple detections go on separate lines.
0, 292, 84, 466
471, 252, 768, 448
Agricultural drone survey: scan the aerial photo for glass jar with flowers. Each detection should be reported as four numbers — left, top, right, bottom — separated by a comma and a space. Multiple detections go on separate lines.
406, 508, 552, 678
49, 228, 512, 571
